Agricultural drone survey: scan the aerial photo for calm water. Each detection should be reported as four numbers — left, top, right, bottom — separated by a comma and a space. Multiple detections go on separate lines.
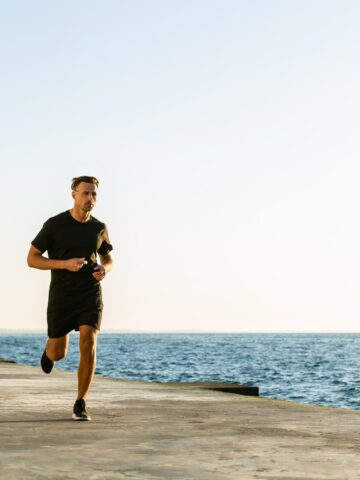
1, 333, 360, 410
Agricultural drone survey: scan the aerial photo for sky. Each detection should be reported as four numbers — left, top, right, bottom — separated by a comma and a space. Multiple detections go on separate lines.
1, 1, 360, 332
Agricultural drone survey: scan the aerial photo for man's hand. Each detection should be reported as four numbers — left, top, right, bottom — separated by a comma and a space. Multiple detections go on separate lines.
92, 264, 106, 281
64, 258, 88, 272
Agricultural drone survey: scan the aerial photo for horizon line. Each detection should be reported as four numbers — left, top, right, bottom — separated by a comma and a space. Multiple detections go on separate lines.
1, 329, 360, 334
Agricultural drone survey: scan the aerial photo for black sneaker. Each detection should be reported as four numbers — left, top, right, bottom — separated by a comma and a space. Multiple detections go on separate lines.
72, 399, 91, 421
40, 349, 54, 374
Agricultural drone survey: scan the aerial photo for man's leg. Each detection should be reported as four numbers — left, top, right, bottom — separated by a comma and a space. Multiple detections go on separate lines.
41, 334, 69, 374
46, 335, 69, 362
77, 325, 98, 400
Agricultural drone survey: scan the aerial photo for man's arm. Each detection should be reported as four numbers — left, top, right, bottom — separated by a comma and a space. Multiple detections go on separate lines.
99, 253, 113, 273
92, 253, 113, 281
27, 245, 87, 272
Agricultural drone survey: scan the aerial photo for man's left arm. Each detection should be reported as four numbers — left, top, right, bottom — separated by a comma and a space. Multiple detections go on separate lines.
93, 253, 113, 281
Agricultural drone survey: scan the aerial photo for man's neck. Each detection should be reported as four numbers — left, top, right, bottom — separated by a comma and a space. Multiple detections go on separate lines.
70, 207, 91, 223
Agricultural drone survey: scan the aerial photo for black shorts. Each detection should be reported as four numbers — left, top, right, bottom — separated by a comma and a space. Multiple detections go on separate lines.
47, 308, 102, 338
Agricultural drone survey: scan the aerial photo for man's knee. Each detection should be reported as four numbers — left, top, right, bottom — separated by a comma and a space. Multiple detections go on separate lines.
47, 337, 68, 361
79, 326, 98, 355
52, 348, 67, 361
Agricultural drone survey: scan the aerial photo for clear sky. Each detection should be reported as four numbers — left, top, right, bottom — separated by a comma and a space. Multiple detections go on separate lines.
1, 1, 360, 332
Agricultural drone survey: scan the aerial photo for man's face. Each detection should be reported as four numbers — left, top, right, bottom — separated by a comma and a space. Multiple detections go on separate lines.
72, 182, 98, 212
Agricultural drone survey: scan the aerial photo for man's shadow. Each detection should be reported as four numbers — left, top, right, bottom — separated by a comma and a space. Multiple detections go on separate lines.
0, 418, 77, 423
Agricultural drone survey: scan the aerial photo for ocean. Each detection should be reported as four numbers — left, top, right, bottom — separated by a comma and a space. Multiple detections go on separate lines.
1, 332, 359, 410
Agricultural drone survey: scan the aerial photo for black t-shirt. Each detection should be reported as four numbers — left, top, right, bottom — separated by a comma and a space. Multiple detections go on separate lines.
31, 210, 113, 310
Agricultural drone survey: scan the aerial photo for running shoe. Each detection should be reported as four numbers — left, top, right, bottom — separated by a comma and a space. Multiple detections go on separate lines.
72, 399, 91, 421
40, 349, 54, 374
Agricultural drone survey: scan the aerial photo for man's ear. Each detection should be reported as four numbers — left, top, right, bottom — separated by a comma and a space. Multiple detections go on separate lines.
71, 191, 75, 200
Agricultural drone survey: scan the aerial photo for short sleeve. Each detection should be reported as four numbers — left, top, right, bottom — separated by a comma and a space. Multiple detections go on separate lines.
31, 219, 53, 253
97, 225, 113, 255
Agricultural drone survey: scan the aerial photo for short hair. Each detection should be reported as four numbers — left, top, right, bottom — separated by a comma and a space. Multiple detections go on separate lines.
71, 176, 99, 191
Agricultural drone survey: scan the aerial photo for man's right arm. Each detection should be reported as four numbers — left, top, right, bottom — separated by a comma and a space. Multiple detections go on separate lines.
27, 245, 87, 272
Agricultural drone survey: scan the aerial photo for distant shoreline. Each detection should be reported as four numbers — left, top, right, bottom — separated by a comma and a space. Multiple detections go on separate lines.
1, 330, 360, 334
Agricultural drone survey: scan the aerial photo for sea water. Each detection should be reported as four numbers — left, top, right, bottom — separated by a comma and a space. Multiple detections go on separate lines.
1, 332, 359, 410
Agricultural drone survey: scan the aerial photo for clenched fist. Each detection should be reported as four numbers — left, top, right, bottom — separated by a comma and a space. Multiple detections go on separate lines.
64, 258, 88, 272
92, 264, 106, 281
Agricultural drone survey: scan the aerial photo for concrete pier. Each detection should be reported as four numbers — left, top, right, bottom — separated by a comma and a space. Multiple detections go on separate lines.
1, 361, 360, 479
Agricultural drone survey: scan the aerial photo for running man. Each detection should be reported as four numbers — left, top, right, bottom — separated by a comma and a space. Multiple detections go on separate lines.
27, 176, 113, 421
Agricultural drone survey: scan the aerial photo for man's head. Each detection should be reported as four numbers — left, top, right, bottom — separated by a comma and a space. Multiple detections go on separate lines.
71, 176, 99, 213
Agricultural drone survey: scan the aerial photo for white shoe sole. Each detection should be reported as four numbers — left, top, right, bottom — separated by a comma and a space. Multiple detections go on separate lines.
72, 413, 91, 421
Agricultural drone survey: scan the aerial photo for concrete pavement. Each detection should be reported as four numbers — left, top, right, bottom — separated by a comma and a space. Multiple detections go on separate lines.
1, 361, 360, 479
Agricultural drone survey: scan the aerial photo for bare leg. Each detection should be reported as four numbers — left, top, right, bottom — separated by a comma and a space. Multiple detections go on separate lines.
46, 335, 69, 362
77, 325, 98, 400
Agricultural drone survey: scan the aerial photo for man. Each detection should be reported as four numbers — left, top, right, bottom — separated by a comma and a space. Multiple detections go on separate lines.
27, 176, 113, 421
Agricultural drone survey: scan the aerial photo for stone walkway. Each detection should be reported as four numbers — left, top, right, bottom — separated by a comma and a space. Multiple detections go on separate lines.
1, 361, 360, 479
